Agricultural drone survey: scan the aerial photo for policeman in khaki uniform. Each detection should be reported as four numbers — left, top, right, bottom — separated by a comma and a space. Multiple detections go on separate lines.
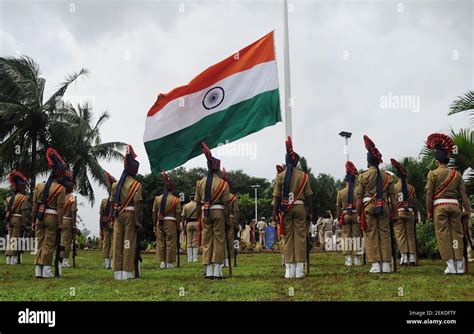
356, 136, 398, 274
32, 148, 67, 278
425, 133, 471, 274
390, 159, 419, 266
336, 161, 362, 266
60, 171, 77, 268
99, 171, 116, 269
257, 218, 267, 248
221, 168, 240, 268
272, 137, 313, 279
153, 171, 182, 269
195, 142, 231, 279
5, 171, 28, 265
182, 194, 199, 263
110, 145, 143, 280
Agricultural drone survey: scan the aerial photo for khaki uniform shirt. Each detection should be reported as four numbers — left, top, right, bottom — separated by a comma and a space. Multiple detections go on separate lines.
152, 194, 182, 224
195, 174, 231, 205
34, 181, 66, 210
110, 176, 143, 208
5, 193, 28, 215
393, 180, 418, 209
355, 166, 396, 201
272, 168, 313, 200
181, 200, 198, 221
63, 193, 77, 218
425, 165, 466, 198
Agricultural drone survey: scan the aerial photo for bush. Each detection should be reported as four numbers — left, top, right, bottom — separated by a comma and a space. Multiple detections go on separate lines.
417, 221, 440, 259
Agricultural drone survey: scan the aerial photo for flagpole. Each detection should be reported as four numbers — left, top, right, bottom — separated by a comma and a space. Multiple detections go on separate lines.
283, 0, 293, 140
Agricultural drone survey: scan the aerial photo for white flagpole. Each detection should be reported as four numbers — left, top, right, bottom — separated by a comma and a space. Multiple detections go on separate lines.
283, 0, 293, 139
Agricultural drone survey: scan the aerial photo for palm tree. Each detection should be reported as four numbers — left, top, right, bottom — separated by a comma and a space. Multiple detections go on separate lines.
449, 90, 474, 123
50, 101, 126, 204
0, 55, 88, 192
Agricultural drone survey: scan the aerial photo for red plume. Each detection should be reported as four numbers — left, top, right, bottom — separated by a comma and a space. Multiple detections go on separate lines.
9, 170, 27, 189
103, 170, 117, 187
285, 136, 296, 160
46, 147, 65, 169
363, 135, 383, 163
221, 168, 228, 182
201, 141, 212, 161
426, 133, 455, 153
276, 165, 284, 174
161, 169, 173, 191
345, 161, 358, 176
390, 159, 408, 177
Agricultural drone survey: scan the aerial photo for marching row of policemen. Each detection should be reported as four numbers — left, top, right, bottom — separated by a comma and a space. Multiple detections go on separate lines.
3, 132, 471, 280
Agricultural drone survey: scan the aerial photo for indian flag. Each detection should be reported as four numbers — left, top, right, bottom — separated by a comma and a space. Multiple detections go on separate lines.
144, 31, 281, 173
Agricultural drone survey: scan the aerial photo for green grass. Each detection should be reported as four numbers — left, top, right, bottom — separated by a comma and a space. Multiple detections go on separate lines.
1, 251, 473, 301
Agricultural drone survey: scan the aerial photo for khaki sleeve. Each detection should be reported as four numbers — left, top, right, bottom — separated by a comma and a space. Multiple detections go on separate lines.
34, 184, 41, 203
72, 197, 78, 212
387, 177, 396, 199
425, 171, 434, 193
303, 174, 313, 197
57, 188, 66, 205
336, 191, 342, 211
133, 183, 143, 203
152, 198, 157, 223
110, 183, 116, 202
221, 182, 231, 202
457, 173, 466, 194
194, 181, 202, 203
233, 200, 240, 212
181, 204, 187, 218
175, 201, 182, 217
272, 174, 283, 197
355, 174, 364, 199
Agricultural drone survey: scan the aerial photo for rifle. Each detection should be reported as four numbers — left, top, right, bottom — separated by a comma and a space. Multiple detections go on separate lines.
233, 228, 239, 267
413, 218, 419, 266
17, 224, 28, 264
54, 228, 64, 277
389, 219, 397, 273
306, 217, 312, 275
72, 226, 77, 268
134, 229, 143, 278
224, 222, 232, 277
462, 213, 472, 274
176, 221, 180, 268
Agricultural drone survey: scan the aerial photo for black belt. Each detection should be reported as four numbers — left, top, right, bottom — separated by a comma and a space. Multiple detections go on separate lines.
187, 219, 198, 222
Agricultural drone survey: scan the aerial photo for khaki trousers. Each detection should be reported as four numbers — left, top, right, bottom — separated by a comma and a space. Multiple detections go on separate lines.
394, 211, 416, 254
202, 209, 225, 265
102, 226, 113, 258
433, 205, 463, 260
282, 205, 307, 263
156, 220, 178, 263
34, 215, 59, 266
186, 221, 199, 248
363, 203, 392, 262
5, 217, 23, 257
112, 212, 137, 273
341, 214, 361, 255
60, 218, 73, 258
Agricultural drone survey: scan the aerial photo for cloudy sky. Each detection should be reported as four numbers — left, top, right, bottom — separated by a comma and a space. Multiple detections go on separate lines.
1, 0, 472, 234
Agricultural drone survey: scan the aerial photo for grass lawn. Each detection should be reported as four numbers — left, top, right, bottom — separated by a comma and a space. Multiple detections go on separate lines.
0, 250, 473, 301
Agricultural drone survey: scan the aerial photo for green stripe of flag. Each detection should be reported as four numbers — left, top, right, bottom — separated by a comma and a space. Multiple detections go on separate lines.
145, 89, 281, 173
